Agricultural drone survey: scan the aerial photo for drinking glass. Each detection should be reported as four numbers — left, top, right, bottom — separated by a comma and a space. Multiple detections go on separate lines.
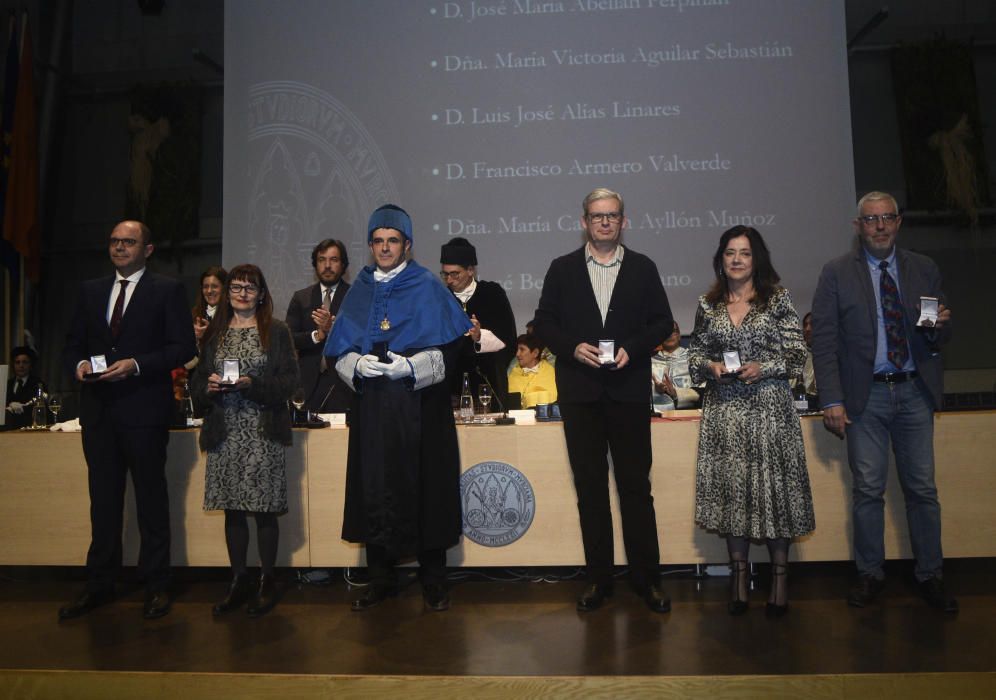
291, 388, 306, 423
478, 385, 492, 414
48, 394, 62, 424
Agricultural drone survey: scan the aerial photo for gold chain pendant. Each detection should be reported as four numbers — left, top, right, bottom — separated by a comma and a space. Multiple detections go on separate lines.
380, 317, 391, 331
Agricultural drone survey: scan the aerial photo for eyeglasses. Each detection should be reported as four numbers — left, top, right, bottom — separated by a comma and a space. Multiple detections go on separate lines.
586, 212, 623, 225
858, 214, 900, 226
439, 270, 465, 280
109, 237, 140, 248
229, 283, 259, 295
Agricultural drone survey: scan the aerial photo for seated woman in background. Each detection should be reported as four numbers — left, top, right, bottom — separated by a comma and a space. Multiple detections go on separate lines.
191, 264, 298, 618
192, 266, 228, 345
651, 321, 700, 412
508, 333, 557, 408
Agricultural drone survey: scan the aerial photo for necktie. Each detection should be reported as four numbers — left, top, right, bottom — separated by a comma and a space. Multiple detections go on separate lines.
879, 261, 908, 369
110, 280, 129, 340
323, 286, 333, 312
14, 379, 21, 395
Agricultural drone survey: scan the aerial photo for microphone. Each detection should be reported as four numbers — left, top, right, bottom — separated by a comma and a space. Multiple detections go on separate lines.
475, 366, 514, 425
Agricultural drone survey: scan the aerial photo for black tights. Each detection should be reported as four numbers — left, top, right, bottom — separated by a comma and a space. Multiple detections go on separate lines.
224, 510, 279, 577
726, 535, 790, 605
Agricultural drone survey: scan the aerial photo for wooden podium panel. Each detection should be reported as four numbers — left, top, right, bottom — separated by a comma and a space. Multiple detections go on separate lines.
1, 411, 993, 567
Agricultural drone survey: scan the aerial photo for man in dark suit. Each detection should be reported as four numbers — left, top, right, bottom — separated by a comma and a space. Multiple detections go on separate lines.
439, 237, 517, 408
534, 188, 673, 613
285, 239, 351, 413
811, 191, 956, 612
4, 346, 45, 429
60, 220, 197, 620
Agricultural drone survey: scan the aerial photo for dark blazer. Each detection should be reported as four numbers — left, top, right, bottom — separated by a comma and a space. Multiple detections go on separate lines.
811, 246, 951, 415
5, 375, 44, 429
191, 319, 299, 450
285, 281, 350, 412
63, 271, 198, 427
533, 246, 673, 403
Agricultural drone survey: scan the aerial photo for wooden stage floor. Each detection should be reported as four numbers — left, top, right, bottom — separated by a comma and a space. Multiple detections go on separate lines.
1, 561, 994, 698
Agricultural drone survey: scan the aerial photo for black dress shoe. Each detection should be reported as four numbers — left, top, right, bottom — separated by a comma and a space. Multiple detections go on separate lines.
576, 583, 612, 612
422, 583, 450, 612
643, 582, 671, 614
58, 588, 114, 620
142, 590, 172, 620
247, 574, 278, 617
351, 585, 396, 611
847, 574, 885, 608
919, 577, 958, 613
212, 573, 251, 616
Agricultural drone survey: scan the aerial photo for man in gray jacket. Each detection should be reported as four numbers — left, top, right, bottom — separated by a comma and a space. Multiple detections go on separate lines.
811, 191, 956, 612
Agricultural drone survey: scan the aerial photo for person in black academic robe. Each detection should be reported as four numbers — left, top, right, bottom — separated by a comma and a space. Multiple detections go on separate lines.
324, 204, 472, 612
439, 237, 517, 409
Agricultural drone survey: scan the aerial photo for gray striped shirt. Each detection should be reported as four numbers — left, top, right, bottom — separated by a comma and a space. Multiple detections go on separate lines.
585, 243, 625, 324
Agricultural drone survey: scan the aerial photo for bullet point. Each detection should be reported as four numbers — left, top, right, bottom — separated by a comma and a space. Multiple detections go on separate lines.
432, 114, 439, 121
430, 7, 437, 15
432, 168, 440, 176
433, 224, 440, 231
430, 60, 438, 68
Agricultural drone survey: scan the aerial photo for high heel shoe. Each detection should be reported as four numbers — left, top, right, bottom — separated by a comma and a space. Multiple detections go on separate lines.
212, 573, 251, 616
728, 559, 749, 616
765, 563, 789, 618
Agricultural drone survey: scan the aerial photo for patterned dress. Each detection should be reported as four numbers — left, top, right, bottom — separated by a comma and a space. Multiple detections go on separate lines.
204, 327, 288, 513
689, 287, 815, 539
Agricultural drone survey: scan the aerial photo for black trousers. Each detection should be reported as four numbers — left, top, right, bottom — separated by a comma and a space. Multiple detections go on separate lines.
81, 420, 171, 593
365, 544, 447, 588
560, 399, 660, 590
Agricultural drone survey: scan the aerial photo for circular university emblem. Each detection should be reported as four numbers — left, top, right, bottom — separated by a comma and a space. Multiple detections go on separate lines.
460, 461, 535, 547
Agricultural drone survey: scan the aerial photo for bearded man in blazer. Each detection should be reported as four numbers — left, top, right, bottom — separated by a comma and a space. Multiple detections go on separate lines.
811, 191, 956, 613
60, 220, 197, 620
285, 239, 351, 413
533, 188, 673, 614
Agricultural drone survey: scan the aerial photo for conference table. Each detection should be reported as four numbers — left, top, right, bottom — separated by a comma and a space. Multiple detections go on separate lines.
1, 411, 993, 567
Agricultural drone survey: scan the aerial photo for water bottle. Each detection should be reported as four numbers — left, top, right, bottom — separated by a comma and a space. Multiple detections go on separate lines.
182, 379, 195, 426
792, 380, 809, 413
460, 372, 474, 422
31, 385, 47, 429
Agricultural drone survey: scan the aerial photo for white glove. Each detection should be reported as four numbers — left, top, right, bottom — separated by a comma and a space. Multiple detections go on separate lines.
382, 351, 413, 380
7, 401, 25, 414
354, 354, 385, 378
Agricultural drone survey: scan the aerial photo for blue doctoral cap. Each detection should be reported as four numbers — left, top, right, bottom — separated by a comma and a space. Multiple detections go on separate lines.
368, 204, 412, 243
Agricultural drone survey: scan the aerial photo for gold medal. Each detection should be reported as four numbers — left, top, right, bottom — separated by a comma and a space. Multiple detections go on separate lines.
380, 317, 391, 331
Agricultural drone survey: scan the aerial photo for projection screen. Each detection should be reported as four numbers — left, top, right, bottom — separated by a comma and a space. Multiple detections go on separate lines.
224, 0, 855, 331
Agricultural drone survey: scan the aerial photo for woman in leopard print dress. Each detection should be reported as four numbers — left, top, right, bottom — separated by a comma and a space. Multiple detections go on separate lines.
690, 226, 814, 617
